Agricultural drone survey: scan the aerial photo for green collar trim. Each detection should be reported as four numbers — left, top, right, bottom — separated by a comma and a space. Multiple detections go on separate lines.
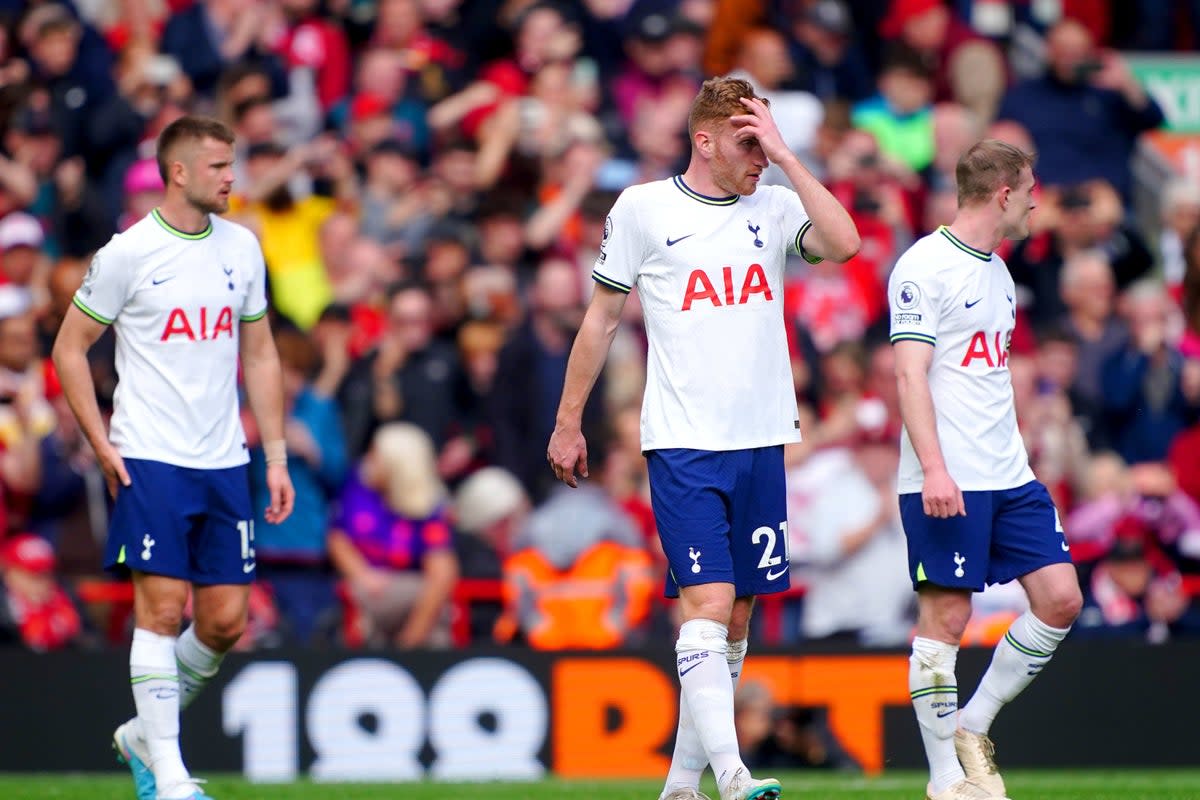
152, 208, 212, 240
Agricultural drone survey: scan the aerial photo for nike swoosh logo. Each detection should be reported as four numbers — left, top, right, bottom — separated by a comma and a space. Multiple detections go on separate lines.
1061, 541, 1070, 552
964, 298, 982, 308
936, 709, 956, 718
666, 234, 695, 247
152, 275, 176, 285
679, 662, 704, 677
765, 566, 788, 581
243, 562, 256, 573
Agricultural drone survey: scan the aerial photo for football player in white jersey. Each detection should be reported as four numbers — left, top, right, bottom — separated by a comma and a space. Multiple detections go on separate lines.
888, 140, 1082, 800
53, 117, 295, 800
548, 77, 859, 800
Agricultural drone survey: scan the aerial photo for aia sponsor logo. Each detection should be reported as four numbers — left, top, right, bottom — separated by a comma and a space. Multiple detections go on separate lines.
960, 329, 1012, 368
681, 264, 773, 311
160, 306, 235, 341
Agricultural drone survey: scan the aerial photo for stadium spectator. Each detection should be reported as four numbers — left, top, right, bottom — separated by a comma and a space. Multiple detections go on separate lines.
0, 532, 85, 651
797, 430, 912, 647
359, 137, 433, 260
88, 45, 188, 227
451, 465, 529, 642
271, 0, 352, 113
784, 0, 875, 104
1064, 451, 1136, 562
944, 33, 1006, 124
612, 13, 701, 133
1009, 181, 1153, 329
25, 4, 115, 166
231, 137, 359, 329
338, 281, 469, 461
427, 3, 580, 143
996, 17, 1164, 202
117, 159, 165, 233
499, 482, 655, 649
736, 681, 861, 770
28, 375, 102, 575
1100, 281, 1200, 464
851, 46, 935, 174
0, 299, 54, 527
248, 323, 349, 645
929, 102, 982, 194
159, 0, 286, 101
1055, 249, 1128, 446
491, 258, 603, 502
1074, 523, 1197, 642
328, 422, 459, 648
1009, 353, 1089, 512
0, 211, 45, 289
1159, 180, 1200, 301
877, 0, 997, 103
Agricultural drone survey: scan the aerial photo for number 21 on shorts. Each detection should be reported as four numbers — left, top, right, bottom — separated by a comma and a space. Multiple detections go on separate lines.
753, 521, 789, 578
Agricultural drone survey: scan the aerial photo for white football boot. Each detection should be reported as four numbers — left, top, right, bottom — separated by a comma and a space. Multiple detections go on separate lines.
659, 788, 713, 800
719, 768, 782, 800
955, 729, 1007, 798
926, 776, 1009, 800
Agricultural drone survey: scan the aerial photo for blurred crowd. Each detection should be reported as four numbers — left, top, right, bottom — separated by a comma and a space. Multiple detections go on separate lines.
0, 0, 1198, 655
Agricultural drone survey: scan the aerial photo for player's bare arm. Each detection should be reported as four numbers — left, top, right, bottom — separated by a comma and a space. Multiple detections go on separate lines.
239, 315, 295, 524
893, 339, 965, 519
548, 283, 627, 488
52, 303, 130, 497
730, 96, 860, 263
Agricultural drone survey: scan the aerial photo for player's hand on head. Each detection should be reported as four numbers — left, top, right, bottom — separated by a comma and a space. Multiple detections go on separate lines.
922, 467, 965, 519
729, 96, 789, 164
547, 426, 588, 488
264, 462, 295, 524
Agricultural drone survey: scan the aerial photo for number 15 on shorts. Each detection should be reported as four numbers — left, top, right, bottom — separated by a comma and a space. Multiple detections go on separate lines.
237, 519, 256, 573
754, 521, 789, 581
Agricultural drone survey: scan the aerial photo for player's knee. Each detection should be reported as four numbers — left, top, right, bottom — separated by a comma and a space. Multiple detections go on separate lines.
918, 596, 972, 641
140, 607, 184, 636
138, 597, 186, 635
1036, 582, 1083, 629
683, 598, 734, 628
196, 612, 247, 653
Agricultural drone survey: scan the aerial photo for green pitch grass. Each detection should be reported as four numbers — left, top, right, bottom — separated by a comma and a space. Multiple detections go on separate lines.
4, 771, 1200, 800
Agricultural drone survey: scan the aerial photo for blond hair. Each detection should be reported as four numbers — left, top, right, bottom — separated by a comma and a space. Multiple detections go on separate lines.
688, 77, 768, 138
367, 423, 447, 519
955, 139, 1035, 208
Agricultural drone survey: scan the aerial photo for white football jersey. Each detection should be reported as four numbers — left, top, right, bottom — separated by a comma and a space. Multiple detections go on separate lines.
888, 226, 1034, 493
594, 176, 817, 451
73, 209, 269, 469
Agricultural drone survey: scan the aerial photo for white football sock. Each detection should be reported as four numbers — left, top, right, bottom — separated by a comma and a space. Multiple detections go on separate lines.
910, 636, 964, 793
175, 624, 224, 711
662, 638, 748, 795
130, 628, 192, 797
675, 619, 746, 794
130, 625, 227, 743
960, 611, 1070, 735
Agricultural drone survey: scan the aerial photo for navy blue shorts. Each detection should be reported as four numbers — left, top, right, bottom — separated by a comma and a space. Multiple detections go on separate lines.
899, 479, 1072, 591
104, 458, 256, 585
646, 446, 790, 598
